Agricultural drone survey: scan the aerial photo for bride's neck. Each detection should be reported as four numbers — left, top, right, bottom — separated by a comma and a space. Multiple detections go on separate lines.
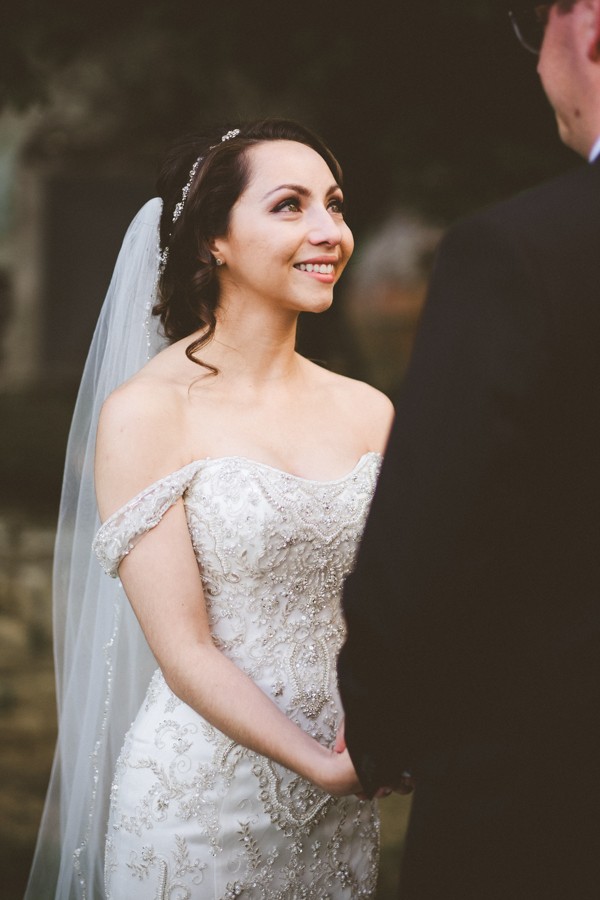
196, 305, 301, 385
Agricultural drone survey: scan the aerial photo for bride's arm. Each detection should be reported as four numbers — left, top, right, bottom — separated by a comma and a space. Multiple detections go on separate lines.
95, 383, 362, 797
117, 498, 359, 795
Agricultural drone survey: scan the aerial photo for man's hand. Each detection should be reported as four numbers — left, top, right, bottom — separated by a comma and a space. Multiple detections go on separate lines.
334, 718, 407, 799
395, 772, 415, 795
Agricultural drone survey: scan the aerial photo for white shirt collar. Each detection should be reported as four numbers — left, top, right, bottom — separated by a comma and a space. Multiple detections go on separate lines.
589, 136, 600, 162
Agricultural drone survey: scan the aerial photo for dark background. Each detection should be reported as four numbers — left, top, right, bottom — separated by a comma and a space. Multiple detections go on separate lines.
0, 1, 580, 896
3, 0, 576, 221
0, 0, 579, 512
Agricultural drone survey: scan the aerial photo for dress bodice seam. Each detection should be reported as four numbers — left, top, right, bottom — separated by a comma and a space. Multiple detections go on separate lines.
92, 452, 383, 578
98, 451, 382, 530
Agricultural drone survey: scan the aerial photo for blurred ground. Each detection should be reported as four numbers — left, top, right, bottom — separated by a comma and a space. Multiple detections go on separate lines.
0, 648, 56, 900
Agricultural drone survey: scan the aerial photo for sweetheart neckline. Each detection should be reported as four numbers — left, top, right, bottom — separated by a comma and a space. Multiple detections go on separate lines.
97, 452, 383, 533
189, 451, 382, 486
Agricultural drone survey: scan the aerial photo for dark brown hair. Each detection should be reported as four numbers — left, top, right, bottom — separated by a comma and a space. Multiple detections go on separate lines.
154, 118, 344, 371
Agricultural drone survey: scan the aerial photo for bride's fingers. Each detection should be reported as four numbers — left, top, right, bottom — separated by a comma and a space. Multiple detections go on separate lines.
374, 787, 393, 798
333, 718, 346, 753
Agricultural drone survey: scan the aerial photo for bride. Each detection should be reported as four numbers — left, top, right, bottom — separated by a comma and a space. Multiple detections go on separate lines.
26, 118, 393, 899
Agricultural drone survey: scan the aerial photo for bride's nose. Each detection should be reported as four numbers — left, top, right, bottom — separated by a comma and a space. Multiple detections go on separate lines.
307, 207, 343, 246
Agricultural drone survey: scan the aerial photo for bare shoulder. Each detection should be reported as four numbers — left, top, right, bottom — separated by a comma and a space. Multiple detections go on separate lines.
96, 370, 186, 519
306, 362, 395, 450
339, 374, 394, 437
343, 375, 394, 416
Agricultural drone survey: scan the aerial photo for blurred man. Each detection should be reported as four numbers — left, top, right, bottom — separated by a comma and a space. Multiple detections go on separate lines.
338, 2, 600, 896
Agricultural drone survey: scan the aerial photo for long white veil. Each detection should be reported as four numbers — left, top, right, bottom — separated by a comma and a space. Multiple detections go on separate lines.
25, 198, 166, 899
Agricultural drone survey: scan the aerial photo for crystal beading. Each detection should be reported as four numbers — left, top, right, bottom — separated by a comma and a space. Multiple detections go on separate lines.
157, 128, 241, 281
171, 156, 202, 225
95, 454, 381, 898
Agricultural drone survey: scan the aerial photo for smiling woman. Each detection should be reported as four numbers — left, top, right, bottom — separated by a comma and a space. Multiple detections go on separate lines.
154, 120, 351, 373
26, 119, 394, 899
210, 140, 353, 316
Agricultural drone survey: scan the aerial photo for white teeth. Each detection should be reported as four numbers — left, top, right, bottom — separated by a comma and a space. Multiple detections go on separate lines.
296, 263, 334, 274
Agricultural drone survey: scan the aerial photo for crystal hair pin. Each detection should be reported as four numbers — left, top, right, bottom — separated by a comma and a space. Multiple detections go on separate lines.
172, 129, 240, 226
172, 156, 202, 224
159, 128, 241, 277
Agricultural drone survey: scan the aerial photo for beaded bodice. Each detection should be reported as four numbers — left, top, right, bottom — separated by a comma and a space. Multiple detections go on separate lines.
94, 453, 381, 733
93, 453, 382, 899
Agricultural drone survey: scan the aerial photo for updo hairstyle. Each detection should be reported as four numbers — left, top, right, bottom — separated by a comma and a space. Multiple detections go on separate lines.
154, 118, 343, 369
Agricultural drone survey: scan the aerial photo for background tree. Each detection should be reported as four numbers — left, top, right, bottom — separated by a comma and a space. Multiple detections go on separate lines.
2, 0, 577, 224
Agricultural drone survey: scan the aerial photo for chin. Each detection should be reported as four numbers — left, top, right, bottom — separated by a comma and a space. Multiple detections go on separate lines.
555, 115, 585, 156
289, 288, 334, 315
305, 295, 334, 315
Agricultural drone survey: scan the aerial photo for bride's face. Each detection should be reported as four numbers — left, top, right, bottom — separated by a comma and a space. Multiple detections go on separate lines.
212, 140, 353, 315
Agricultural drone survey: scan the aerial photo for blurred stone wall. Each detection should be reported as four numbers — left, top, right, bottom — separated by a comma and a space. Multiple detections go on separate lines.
0, 510, 57, 898
345, 212, 443, 397
0, 513, 55, 663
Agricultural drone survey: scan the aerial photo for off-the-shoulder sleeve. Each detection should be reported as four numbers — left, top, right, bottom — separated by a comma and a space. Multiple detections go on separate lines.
92, 461, 203, 578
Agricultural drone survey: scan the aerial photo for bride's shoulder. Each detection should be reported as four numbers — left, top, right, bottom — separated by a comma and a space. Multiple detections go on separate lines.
99, 370, 178, 439
98, 341, 195, 436
96, 366, 187, 520
304, 361, 395, 448
308, 361, 394, 419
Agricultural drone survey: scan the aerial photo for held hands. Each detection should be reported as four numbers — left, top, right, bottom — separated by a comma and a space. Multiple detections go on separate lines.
333, 718, 415, 799
332, 718, 369, 799
321, 746, 365, 797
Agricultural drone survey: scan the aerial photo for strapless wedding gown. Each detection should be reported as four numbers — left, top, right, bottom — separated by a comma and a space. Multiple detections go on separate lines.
93, 453, 381, 899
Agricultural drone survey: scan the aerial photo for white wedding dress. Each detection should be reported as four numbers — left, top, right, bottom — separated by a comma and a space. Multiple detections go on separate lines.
93, 452, 381, 899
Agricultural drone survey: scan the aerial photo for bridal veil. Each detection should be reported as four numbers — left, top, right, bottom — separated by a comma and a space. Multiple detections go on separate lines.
25, 198, 166, 899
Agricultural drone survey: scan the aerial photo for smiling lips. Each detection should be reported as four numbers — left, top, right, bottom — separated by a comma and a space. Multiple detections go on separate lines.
295, 262, 334, 274
294, 256, 340, 284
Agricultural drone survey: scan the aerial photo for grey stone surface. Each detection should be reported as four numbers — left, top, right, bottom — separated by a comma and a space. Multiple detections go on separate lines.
0, 513, 54, 649
0, 509, 56, 897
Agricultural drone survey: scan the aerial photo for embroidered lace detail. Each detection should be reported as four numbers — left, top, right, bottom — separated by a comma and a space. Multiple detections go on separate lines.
92, 460, 204, 577
103, 454, 382, 898
107, 834, 208, 898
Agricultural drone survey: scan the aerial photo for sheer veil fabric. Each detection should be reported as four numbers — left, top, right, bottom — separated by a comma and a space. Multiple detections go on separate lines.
26, 199, 167, 899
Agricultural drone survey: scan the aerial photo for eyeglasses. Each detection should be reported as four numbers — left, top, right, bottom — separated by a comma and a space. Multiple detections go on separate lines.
508, 4, 553, 54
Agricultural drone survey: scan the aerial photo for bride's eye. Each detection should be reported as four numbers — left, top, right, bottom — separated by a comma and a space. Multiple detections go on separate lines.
328, 197, 345, 215
273, 197, 301, 213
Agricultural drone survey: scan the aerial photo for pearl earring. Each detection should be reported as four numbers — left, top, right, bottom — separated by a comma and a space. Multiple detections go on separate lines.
215, 258, 223, 266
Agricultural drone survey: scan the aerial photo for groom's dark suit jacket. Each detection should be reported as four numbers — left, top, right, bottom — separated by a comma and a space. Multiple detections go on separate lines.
339, 159, 600, 897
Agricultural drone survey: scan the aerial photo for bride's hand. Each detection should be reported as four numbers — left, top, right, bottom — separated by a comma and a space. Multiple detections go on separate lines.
312, 745, 364, 797
334, 717, 346, 753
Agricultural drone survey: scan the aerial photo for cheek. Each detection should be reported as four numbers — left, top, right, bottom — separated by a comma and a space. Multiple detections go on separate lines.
229, 234, 273, 269
341, 225, 354, 263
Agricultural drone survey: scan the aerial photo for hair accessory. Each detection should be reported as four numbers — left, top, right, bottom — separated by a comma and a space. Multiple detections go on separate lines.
172, 156, 202, 225
158, 247, 170, 276
157, 155, 203, 277
159, 128, 241, 277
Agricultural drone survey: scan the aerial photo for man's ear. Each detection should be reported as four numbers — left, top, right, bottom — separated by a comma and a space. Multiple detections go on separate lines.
586, 0, 600, 61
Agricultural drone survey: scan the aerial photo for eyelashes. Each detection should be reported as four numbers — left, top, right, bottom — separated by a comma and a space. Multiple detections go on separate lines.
272, 196, 345, 215
327, 198, 345, 214
272, 197, 301, 213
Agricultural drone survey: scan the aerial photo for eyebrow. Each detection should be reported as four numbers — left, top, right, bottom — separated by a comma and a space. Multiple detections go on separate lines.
261, 182, 342, 201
